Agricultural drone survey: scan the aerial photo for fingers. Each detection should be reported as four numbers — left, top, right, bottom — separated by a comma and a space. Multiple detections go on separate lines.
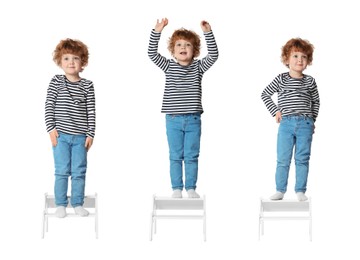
85, 137, 93, 151
275, 112, 282, 123
155, 18, 168, 32
201, 20, 209, 26
200, 20, 211, 32
49, 129, 58, 147
156, 18, 168, 26
51, 138, 57, 147
163, 18, 168, 26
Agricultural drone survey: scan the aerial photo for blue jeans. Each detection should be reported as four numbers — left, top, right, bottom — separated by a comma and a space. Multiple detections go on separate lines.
166, 113, 201, 191
52, 132, 87, 207
276, 116, 314, 193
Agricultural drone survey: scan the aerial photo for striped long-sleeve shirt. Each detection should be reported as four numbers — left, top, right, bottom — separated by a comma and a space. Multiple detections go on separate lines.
261, 72, 320, 121
45, 75, 96, 138
148, 29, 219, 114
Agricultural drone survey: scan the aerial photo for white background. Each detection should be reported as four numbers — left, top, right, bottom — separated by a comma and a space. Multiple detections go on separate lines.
1, 0, 359, 259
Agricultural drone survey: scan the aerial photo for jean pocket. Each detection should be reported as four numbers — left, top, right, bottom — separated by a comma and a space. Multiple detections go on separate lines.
306, 117, 314, 125
192, 113, 201, 120
166, 114, 175, 120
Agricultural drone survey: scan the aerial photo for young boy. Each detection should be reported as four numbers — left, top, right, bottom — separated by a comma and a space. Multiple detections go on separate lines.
261, 38, 320, 201
148, 18, 219, 198
45, 38, 96, 217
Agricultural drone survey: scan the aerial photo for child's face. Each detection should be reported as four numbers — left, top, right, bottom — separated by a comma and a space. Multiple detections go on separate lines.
60, 53, 83, 78
287, 50, 308, 76
173, 39, 194, 66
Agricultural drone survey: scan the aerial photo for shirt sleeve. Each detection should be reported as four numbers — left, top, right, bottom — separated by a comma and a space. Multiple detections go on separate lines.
310, 78, 320, 121
199, 30, 219, 73
148, 29, 170, 72
86, 81, 96, 138
45, 76, 58, 133
261, 75, 281, 117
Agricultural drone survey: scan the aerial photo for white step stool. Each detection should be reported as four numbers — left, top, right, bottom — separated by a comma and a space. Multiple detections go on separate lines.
42, 193, 99, 238
150, 195, 206, 241
259, 198, 312, 241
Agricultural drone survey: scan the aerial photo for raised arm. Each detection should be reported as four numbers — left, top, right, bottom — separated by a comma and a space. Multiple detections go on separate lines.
148, 18, 170, 71
200, 20, 211, 33
199, 21, 218, 72
154, 18, 168, 33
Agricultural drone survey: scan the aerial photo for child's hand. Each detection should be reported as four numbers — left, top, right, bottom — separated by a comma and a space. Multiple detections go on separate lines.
275, 111, 282, 123
200, 20, 211, 32
155, 18, 168, 32
49, 129, 59, 147
85, 137, 93, 151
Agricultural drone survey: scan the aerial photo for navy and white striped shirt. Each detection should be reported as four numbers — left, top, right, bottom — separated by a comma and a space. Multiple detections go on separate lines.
45, 75, 96, 138
261, 72, 320, 121
148, 29, 218, 114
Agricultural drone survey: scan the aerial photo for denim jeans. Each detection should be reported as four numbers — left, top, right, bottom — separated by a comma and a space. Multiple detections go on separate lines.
52, 132, 87, 207
276, 115, 314, 193
166, 113, 201, 191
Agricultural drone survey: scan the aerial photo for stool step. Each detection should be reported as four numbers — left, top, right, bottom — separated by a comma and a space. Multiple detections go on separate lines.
259, 198, 312, 241
42, 193, 99, 239
150, 195, 206, 241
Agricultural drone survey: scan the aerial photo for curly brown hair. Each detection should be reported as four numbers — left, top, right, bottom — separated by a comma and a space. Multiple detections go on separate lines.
281, 38, 314, 67
53, 38, 89, 68
168, 28, 201, 58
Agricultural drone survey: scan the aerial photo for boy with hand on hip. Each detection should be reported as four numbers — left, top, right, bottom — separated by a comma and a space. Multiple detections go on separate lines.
261, 38, 320, 201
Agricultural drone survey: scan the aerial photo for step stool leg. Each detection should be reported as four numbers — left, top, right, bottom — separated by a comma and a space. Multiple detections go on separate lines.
150, 214, 154, 241
203, 216, 206, 242
95, 215, 99, 239
154, 219, 157, 234
42, 212, 45, 238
